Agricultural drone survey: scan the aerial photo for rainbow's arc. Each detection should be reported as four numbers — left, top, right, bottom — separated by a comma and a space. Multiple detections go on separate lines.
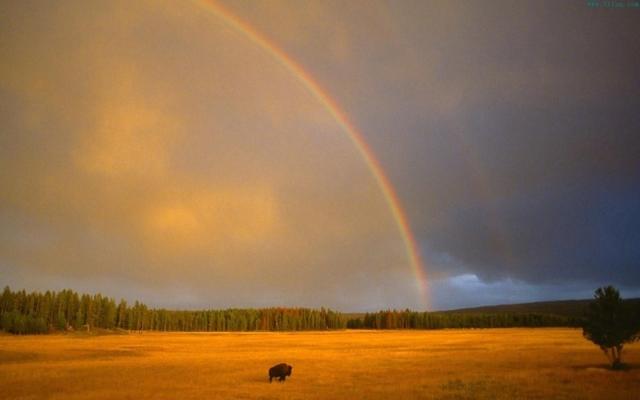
197, 0, 428, 306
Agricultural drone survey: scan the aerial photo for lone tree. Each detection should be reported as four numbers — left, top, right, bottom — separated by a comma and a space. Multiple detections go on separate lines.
582, 286, 640, 369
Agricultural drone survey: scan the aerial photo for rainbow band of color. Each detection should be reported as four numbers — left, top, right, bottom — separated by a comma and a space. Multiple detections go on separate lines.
198, 0, 428, 306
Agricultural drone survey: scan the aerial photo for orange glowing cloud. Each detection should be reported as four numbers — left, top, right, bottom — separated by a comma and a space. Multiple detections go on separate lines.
75, 73, 180, 180
0, 0, 423, 310
144, 187, 279, 255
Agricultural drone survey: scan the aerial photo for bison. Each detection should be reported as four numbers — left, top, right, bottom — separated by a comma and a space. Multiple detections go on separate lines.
268, 363, 292, 383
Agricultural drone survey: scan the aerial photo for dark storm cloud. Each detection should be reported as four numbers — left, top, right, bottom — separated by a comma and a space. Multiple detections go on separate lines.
397, 2, 640, 287
222, 0, 640, 294
426, 180, 640, 285
418, 89, 640, 287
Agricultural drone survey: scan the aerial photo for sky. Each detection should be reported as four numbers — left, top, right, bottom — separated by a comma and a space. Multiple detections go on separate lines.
1, 0, 639, 311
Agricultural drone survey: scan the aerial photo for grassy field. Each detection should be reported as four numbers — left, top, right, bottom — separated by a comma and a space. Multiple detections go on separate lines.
1, 329, 639, 399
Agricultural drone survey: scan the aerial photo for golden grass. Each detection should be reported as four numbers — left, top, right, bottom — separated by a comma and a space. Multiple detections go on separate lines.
1, 329, 639, 399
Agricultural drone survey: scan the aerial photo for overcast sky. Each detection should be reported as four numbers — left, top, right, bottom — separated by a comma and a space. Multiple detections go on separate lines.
1, 0, 639, 311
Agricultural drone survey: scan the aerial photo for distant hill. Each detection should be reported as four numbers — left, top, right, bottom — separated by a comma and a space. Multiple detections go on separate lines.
439, 298, 640, 318
345, 298, 640, 321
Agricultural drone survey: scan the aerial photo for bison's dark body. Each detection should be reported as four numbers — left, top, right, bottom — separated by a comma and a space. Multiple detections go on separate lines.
269, 363, 292, 383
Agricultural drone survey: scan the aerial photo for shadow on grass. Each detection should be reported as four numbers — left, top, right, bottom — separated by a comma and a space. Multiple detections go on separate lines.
0, 350, 40, 364
248, 374, 273, 384
251, 375, 295, 384
68, 328, 130, 338
571, 363, 639, 372
0, 348, 143, 364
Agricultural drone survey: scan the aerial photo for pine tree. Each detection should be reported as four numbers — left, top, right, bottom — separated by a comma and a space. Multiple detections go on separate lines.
583, 286, 640, 369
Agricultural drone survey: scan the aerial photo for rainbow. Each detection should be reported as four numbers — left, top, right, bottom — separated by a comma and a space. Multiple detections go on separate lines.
196, 0, 428, 306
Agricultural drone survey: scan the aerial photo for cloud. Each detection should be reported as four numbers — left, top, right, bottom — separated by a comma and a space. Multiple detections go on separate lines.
1, 0, 639, 310
0, 0, 424, 310
220, 0, 640, 295
427, 273, 640, 311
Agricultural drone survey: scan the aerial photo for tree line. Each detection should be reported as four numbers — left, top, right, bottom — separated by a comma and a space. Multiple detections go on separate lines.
0, 287, 345, 334
0, 286, 588, 335
346, 309, 582, 329
3, 285, 638, 370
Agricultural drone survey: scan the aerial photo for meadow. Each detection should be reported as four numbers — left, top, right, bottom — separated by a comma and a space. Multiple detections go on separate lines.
1, 329, 639, 399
